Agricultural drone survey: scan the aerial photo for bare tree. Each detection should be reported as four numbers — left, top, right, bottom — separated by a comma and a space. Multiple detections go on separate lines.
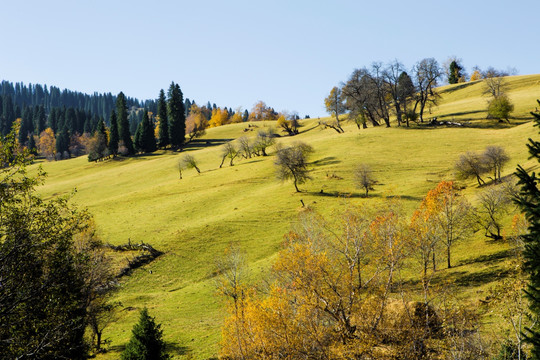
238, 136, 253, 159
413, 58, 442, 122
252, 128, 276, 156
455, 151, 489, 186
179, 153, 201, 175
219, 141, 239, 168
384, 60, 407, 126
354, 164, 377, 197
476, 183, 512, 240
275, 142, 314, 192
482, 145, 510, 182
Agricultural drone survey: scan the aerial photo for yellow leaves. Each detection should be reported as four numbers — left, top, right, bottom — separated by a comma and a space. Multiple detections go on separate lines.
38, 128, 56, 160
470, 69, 482, 82
208, 107, 229, 128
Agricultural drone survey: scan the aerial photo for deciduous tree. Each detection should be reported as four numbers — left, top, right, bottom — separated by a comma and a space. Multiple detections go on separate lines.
274, 142, 313, 192
354, 163, 377, 197
323, 86, 346, 133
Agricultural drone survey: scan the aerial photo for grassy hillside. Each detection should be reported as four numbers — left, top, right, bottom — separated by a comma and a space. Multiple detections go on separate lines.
32, 75, 540, 359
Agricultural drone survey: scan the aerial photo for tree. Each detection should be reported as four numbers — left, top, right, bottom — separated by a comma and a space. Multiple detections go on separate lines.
470, 69, 482, 82
354, 163, 377, 197
252, 128, 276, 156
219, 141, 238, 168
448, 60, 464, 84
413, 58, 442, 122
237, 136, 253, 159
0, 127, 110, 359
515, 99, 540, 358
488, 95, 514, 123
121, 308, 170, 360
483, 145, 510, 182
384, 60, 407, 126
108, 110, 119, 156
88, 118, 109, 162
274, 142, 313, 192
157, 89, 169, 148
455, 151, 489, 186
39, 127, 56, 160
476, 183, 512, 240
186, 104, 208, 142
134, 110, 156, 153
323, 86, 346, 133
178, 153, 201, 177
116, 92, 134, 155
398, 71, 417, 127
276, 114, 299, 135
425, 181, 474, 268
167, 82, 186, 149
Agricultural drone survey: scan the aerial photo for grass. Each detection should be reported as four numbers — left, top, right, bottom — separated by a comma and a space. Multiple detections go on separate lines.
32, 75, 540, 359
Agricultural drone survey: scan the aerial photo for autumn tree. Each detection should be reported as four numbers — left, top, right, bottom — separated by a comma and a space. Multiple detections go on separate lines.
276, 113, 299, 135
249, 101, 276, 121
38, 127, 56, 160
323, 86, 346, 133
425, 181, 474, 268
274, 142, 313, 192
354, 163, 377, 197
186, 103, 208, 142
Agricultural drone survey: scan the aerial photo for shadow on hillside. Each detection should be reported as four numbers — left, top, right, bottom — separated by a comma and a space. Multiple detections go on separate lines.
166, 342, 190, 356
458, 249, 512, 267
183, 138, 234, 150
298, 124, 320, 134
311, 156, 341, 166
438, 110, 484, 118
310, 190, 365, 199
451, 268, 511, 287
438, 82, 477, 94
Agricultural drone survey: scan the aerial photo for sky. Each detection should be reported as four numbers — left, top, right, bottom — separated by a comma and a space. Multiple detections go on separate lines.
2, 0, 539, 117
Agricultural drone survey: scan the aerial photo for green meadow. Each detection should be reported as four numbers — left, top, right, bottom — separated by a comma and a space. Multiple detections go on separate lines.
33, 75, 540, 359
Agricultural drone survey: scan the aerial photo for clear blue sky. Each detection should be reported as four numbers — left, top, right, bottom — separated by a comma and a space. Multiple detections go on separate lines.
2, 0, 539, 117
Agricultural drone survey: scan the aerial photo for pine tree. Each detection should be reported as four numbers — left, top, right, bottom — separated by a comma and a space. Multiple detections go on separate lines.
515, 99, 540, 358
108, 110, 119, 156
448, 60, 463, 84
121, 308, 169, 360
18, 112, 34, 146
27, 133, 37, 155
1, 95, 15, 136
116, 92, 134, 154
167, 82, 185, 149
141, 110, 156, 153
157, 89, 169, 148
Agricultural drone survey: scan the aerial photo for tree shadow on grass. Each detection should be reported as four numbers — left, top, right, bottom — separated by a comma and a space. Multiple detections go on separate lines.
458, 249, 512, 267
450, 267, 511, 287
310, 190, 366, 199
438, 82, 477, 94
183, 138, 234, 150
311, 156, 341, 166
106, 342, 189, 357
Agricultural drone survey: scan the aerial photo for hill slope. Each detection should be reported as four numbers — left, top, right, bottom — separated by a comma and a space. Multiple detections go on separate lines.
33, 75, 540, 359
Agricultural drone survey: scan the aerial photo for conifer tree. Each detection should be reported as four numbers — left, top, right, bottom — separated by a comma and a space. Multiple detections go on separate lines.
1, 95, 15, 136
108, 110, 119, 156
141, 110, 157, 153
167, 82, 186, 149
18, 112, 34, 146
116, 92, 134, 154
515, 100, 540, 358
121, 308, 169, 360
157, 89, 169, 148
27, 133, 37, 155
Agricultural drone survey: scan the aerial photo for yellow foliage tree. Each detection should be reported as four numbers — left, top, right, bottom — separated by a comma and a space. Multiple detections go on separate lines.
38, 128, 56, 160
209, 107, 229, 128
470, 69, 482, 82
186, 104, 208, 140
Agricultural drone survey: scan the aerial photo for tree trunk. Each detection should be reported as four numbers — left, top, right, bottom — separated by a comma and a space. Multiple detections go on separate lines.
447, 244, 451, 269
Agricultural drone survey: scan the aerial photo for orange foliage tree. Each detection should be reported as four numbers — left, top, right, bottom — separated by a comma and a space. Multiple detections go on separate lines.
186, 104, 208, 140
38, 128, 56, 160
